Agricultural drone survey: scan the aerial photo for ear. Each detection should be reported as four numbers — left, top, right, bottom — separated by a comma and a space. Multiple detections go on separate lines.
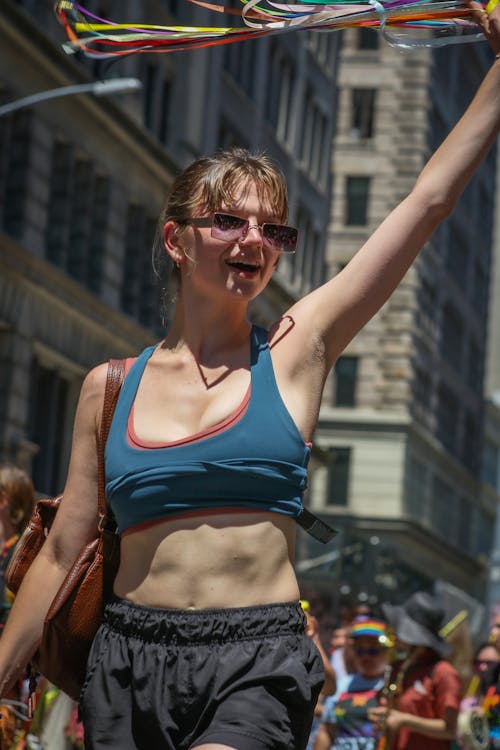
163, 220, 186, 266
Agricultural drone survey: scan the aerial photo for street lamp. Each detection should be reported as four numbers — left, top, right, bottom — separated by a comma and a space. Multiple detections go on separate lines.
0, 78, 143, 117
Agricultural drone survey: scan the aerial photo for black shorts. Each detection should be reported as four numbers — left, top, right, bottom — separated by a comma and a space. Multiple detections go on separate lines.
79, 597, 324, 750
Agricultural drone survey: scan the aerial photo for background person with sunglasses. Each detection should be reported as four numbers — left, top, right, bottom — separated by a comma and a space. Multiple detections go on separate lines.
456, 643, 500, 750
0, 5, 499, 749
312, 617, 391, 750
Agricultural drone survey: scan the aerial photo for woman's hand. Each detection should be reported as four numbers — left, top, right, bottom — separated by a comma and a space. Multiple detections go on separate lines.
467, 0, 500, 56
368, 706, 408, 734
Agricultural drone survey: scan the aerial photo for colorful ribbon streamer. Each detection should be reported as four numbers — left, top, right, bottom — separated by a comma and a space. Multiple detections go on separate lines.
54, 0, 485, 57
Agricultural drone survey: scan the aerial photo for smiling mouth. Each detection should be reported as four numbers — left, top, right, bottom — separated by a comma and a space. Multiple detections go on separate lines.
226, 260, 261, 273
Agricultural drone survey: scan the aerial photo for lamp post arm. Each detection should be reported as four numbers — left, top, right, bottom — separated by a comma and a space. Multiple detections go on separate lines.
0, 78, 142, 118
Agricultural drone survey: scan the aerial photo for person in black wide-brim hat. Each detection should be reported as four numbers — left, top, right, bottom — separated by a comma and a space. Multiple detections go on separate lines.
368, 591, 463, 750
383, 591, 452, 657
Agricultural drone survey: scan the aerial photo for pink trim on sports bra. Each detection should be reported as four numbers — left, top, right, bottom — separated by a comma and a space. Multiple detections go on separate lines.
126, 382, 252, 450
122, 348, 311, 450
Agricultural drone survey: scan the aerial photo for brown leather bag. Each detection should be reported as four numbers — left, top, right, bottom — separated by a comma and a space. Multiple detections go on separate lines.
6, 359, 125, 701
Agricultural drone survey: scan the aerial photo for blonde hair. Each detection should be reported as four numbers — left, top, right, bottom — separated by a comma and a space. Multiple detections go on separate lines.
152, 147, 289, 325
0, 465, 35, 533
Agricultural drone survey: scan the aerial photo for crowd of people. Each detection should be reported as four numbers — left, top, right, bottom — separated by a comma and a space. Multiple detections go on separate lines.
305, 594, 500, 750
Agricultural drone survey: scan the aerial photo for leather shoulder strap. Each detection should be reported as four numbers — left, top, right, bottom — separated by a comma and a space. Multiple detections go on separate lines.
97, 359, 125, 522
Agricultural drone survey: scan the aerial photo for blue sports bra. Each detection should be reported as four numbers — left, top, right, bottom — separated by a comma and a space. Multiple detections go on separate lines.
105, 325, 311, 535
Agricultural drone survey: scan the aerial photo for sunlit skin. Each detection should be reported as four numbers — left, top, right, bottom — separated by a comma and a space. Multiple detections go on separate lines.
112, 180, 308, 611
351, 636, 389, 679
163, 181, 281, 307
330, 627, 348, 652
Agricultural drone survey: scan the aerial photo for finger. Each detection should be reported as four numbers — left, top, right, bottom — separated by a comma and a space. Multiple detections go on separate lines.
466, 0, 489, 29
488, 3, 500, 46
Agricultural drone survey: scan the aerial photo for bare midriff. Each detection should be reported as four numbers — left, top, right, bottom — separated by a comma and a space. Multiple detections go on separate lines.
113, 509, 300, 610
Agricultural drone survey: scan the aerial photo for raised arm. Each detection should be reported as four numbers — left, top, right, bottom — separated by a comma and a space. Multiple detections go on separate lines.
0, 364, 107, 695
292, 4, 500, 368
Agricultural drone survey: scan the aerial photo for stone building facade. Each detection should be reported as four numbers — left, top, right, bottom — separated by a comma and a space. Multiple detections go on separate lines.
304, 28, 498, 608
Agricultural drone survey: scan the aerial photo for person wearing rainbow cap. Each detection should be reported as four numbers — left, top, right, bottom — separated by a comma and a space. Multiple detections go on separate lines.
313, 616, 391, 750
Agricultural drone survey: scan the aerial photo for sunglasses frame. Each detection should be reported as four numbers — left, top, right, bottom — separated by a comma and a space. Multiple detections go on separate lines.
180, 212, 298, 254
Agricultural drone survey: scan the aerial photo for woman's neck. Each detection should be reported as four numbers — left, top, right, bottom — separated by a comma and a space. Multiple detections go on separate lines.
165, 296, 252, 358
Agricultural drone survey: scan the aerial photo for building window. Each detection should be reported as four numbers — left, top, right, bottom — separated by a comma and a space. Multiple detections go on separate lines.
457, 497, 472, 554
293, 207, 324, 291
29, 358, 76, 496
467, 339, 482, 393
358, 28, 379, 49
264, 41, 295, 144
440, 303, 463, 371
345, 176, 370, 226
121, 204, 160, 331
68, 158, 94, 282
144, 63, 158, 131
2, 110, 32, 239
143, 62, 173, 144
46, 141, 72, 267
482, 438, 499, 490
307, 30, 335, 68
334, 356, 358, 406
45, 142, 108, 294
446, 222, 469, 289
224, 35, 258, 99
326, 447, 351, 506
412, 366, 432, 424
462, 411, 480, 476
475, 509, 494, 558
431, 475, 454, 540
406, 456, 428, 522
472, 260, 488, 319
437, 384, 459, 455
158, 79, 173, 145
351, 89, 376, 139
416, 273, 437, 334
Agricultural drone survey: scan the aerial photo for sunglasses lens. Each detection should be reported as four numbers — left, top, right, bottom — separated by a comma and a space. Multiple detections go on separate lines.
355, 647, 381, 656
212, 213, 248, 242
263, 224, 298, 253
474, 660, 498, 670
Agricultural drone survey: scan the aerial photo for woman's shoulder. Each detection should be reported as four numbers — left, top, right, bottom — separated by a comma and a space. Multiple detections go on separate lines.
82, 362, 110, 399
433, 659, 460, 675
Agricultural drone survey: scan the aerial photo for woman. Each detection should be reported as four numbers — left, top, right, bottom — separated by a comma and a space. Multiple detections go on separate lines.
0, 465, 35, 748
470, 643, 500, 702
0, 6, 499, 748
456, 643, 500, 750
313, 617, 391, 750
483, 662, 500, 749
369, 591, 463, 750
0, 465, 35, 631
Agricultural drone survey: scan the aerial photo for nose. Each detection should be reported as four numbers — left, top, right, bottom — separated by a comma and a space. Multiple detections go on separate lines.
239, 223, 263, 247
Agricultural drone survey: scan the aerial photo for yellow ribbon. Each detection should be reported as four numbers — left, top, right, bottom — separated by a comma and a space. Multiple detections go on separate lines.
486, 0, 499, 14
